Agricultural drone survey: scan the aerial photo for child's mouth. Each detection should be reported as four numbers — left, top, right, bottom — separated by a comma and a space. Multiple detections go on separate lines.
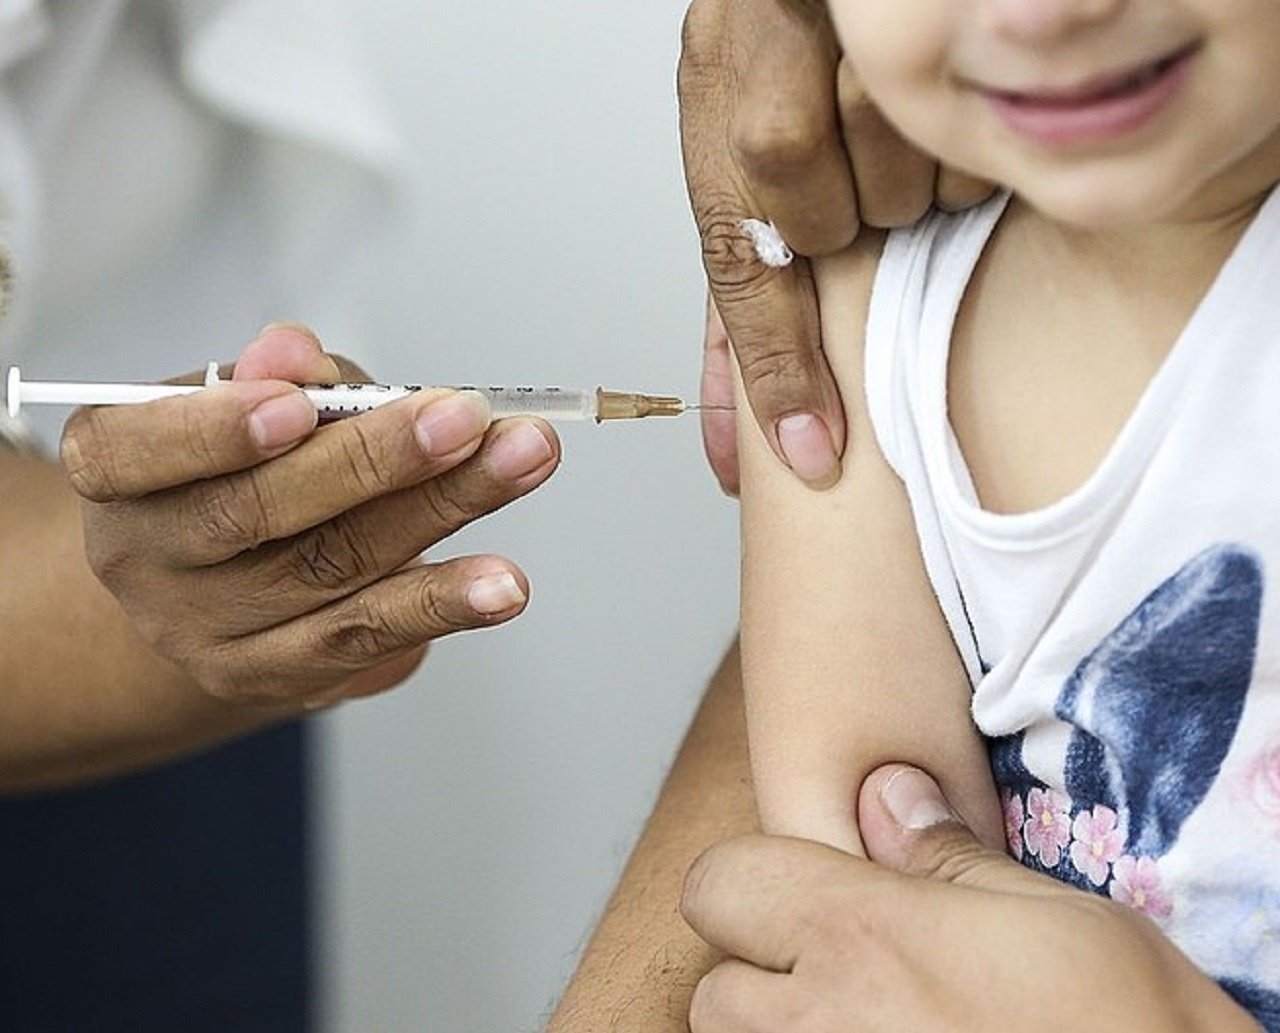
980, 42, 1201, 147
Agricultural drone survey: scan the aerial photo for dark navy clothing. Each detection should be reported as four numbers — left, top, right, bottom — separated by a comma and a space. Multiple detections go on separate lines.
0, 723, 309, 1033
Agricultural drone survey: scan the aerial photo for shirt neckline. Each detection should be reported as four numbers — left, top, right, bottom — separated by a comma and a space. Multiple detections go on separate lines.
920, 187, 1280, 552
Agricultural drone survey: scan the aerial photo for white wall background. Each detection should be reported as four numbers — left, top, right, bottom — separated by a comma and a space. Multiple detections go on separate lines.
10, 1, 737, 1029
317, 3, 738, 1031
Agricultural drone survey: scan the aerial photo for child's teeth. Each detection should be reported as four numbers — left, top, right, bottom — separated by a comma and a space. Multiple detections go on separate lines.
1105, 65, 1159, 98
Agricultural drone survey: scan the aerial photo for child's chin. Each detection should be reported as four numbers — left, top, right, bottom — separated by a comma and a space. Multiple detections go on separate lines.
1018, 176, 1187, 230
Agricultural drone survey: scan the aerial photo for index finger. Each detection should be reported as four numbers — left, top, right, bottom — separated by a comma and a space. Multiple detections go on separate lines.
680, 0, 847, 488
61, 379, 318, 503
680, 834, 887, 972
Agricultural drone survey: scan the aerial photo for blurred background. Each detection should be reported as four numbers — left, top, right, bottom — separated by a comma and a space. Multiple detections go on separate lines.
314, 4, 739, 1028
2, 0, 738, 1030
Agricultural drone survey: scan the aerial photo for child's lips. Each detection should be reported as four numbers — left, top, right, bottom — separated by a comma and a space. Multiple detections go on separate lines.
987, 43, 1199, 106
977, 42, 1200, 147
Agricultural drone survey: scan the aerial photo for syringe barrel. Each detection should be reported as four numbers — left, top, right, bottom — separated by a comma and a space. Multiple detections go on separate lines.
465, 386, 595, 421
303, 384, 418, 418
303, 384, 596, 421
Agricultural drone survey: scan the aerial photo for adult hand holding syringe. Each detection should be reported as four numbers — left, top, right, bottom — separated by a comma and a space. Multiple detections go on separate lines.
63, 324, 560, 711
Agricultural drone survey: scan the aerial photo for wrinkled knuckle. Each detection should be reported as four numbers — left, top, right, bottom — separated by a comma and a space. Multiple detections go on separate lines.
410, 577, 459, 637
736, 343, 808, 395
338, 422, 398, 497
734, 114, 828, 185
914, 836, 994, 884
189, 476, 270, 552
60, 411, 121, 501
289, 534, 348, 592
290, 520, 378, 592
321, 596, 401, 664
418, 480, 476, 533
697, 204, 778, 303
178, 397, 227, 469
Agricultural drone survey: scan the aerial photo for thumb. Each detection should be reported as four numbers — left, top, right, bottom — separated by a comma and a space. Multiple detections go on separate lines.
859, 764, 1061, 897
233, 322, 346, 384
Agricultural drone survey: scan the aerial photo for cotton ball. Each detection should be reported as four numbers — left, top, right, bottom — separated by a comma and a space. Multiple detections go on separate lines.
739, 219, 794, 268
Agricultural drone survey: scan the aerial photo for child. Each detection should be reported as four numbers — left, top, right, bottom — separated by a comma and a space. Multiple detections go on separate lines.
737, 1, 1280, 1026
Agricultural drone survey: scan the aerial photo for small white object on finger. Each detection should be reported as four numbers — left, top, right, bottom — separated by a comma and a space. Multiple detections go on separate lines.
739, 219, 794, 268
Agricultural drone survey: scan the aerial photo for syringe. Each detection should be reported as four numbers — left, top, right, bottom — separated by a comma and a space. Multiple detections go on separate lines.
5, 365, 728, 423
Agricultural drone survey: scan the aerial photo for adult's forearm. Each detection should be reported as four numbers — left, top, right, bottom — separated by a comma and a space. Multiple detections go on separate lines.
547, 640, 756, 1032
0, 450, 273, 791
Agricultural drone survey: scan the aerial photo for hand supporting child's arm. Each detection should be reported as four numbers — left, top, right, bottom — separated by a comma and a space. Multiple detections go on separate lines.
682, 766, 1267, 1033
737, 235, 1003, 853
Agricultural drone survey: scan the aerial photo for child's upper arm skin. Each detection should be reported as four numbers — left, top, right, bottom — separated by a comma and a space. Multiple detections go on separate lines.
737, 234, 1003, 856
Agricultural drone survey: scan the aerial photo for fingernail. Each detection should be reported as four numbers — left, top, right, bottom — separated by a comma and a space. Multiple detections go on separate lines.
486, 422, 554, 480
776, 412, 839, 485
414, 393, 490, 456
258, 321, 315, 339
249, 392, 317, 449
467, 571, 526, 615
880, 767, 958, 831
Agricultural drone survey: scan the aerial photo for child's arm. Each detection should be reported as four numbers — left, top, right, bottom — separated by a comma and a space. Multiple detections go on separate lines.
738, 234, 1003, 854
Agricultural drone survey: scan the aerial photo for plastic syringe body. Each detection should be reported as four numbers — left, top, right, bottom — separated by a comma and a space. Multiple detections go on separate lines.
307, 384, 600, 420
5, 367, 687, 423
249, 384, 685, 422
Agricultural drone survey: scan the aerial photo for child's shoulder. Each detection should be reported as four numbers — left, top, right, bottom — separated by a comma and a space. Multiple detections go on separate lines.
811, 226, 889, 364
808, 198, 998, 360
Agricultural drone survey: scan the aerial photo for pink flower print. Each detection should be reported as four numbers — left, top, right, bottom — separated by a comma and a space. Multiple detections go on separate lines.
1024, 788, 1071, 868
1244, 743, 1280, 839
1109, 855, 1173, 920
1001, 789, 1025, 861
1068, 805, 1124, 887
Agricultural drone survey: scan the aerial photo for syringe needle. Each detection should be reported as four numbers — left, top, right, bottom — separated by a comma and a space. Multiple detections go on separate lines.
684, 404, 737, 412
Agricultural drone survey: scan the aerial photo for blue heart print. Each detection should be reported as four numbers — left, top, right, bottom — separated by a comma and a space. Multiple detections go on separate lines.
989, 543, 1280, 1029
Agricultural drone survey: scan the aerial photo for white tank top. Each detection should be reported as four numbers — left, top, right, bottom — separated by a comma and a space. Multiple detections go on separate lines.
864, 191, 1280, 1024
